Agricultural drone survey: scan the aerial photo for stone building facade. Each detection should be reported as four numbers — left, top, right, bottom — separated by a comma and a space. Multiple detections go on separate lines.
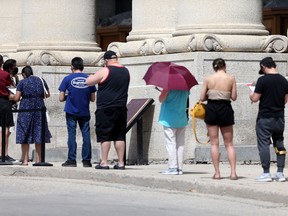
1, 0, 288, 164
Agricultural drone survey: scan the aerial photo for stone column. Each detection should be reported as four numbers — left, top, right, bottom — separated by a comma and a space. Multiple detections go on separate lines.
16, 0, 102, 66
109, 0, 177, 56
0, 0, 21, 53
127, 0, 177, 41
174, 0, 267, 36
110, 0, 287, 56
19, 0, 99, 51
168, 0, 287, 53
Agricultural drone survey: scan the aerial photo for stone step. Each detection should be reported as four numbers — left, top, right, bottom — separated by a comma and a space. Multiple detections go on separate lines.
195, 145, 276, 163
32, 147, 100, 163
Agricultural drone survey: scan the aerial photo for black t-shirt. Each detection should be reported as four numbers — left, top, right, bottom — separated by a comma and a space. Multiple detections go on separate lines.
255, 73, 288, 118
97, 65, 130, 109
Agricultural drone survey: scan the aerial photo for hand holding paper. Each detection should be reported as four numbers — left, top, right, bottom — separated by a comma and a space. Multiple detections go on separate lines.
7, 86, 16, 94
247, 82, 256, 92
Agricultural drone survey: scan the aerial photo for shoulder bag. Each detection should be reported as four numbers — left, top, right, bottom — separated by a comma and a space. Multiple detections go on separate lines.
39, 77, 50, 123
189, 101, 209, 144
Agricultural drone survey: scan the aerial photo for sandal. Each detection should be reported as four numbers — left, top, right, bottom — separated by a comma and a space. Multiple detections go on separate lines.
113, 164, 125, 170
95, 164, 109, 169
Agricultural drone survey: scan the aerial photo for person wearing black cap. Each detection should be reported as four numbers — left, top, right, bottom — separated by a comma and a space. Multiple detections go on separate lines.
250, 57, 288, 182
86, 50, 130, 170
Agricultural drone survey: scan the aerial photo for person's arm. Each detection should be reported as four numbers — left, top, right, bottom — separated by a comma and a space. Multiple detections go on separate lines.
86, 68, 108, 86
200, 79, 208, 102
159, 89, 168, 103
59, 91, 66, 102
230, 76, 237, 101
90, 92, 96, 102
250, 92, 261, 103
13, 91, 22, 102
285, 94, 288, 104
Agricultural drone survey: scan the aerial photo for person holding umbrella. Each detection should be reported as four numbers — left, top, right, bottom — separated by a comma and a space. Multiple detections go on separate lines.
158, 89, 190, 175
143, 62, 198, 175
200, 58, 238, 180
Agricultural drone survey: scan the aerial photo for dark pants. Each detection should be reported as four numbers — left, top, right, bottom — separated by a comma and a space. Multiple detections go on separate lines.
256, 118, 286, 173
66, 113, 91, 162
0, 98, 14, 127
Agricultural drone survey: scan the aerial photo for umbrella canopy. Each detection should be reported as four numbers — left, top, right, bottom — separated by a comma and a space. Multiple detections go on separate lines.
143, 62, 198, 91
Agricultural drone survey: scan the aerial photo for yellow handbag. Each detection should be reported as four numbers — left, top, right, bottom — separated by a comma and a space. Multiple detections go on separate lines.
190, 102, 209, 144
190, 102, 206, 119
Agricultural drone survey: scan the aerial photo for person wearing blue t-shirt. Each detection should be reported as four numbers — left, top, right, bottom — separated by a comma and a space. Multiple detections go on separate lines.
59, 57, 96, 167
159, 89, 189, 175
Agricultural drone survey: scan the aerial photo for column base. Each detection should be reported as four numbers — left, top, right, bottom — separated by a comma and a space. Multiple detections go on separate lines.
1, 50, 105, 66
108, 34, 288, 57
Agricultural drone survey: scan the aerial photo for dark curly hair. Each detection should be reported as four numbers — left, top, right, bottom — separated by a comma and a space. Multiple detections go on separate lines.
212, 58, 226, 71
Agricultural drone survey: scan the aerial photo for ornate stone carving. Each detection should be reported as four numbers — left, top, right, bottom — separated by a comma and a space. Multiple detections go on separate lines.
108, 39, 167, 57
151, 39, 166, 55
4, 51, 103, 67
40, 52, 60, 66
164, 35, 196, 53
107, 33, 288, 58
203, 35, 223, 52
262, 35, 288, 53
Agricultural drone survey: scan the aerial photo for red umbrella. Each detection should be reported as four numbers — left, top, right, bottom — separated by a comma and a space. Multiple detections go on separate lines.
143, 62, 198, 91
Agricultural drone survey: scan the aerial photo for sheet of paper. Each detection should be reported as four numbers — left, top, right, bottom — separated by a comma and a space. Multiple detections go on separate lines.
7, 87, 16, 94
247, 84, 255, 92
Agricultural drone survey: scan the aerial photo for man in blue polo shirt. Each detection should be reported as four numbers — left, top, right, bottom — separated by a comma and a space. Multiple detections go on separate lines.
59, 57, 96, 167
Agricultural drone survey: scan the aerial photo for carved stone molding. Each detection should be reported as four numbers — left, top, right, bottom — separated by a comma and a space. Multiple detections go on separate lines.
262, 35, 288, 53
3, 51, 104, 67
107, 34, 288, 58
2, 35, 288, 66
108, 39, 167, 57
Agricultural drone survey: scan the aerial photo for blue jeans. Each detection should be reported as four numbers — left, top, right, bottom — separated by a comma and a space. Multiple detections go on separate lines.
66, 113, 91, 161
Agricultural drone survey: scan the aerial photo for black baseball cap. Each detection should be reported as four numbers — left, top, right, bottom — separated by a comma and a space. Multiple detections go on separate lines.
259, 57, 276, 74
103, 50, 117, 60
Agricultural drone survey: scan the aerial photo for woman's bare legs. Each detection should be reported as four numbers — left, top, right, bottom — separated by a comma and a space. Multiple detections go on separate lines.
220, 125, 237, 180
21, 144, 29, 165
35, 144, 41, 163
207, 124, 221, 179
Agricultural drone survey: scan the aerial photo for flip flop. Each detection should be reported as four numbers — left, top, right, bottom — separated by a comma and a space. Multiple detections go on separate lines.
113, 164, 125, 170
95, 164, 109, 169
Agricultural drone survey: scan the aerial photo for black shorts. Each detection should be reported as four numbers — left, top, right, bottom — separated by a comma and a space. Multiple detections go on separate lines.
0, 98, 14, 127
205, 100, 234, 127
95, 107, 127, 142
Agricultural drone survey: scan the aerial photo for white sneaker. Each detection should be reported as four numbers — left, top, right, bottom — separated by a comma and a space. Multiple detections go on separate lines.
274, 172, 286, 182
161, 168, 178, 175
178, 169, 183, 175
256, 173, 272, 182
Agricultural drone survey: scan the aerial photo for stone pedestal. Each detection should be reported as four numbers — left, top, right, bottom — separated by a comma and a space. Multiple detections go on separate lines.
4, 1, 288, 163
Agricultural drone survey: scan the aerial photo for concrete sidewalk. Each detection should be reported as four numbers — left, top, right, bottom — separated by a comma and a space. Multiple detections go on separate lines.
0, 162, 287, 204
